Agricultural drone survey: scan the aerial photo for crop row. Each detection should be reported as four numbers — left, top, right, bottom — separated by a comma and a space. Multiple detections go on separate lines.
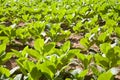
0, 0, 120, 80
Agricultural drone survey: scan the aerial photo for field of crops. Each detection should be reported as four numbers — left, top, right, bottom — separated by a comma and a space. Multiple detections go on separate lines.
1, 0, 120, 80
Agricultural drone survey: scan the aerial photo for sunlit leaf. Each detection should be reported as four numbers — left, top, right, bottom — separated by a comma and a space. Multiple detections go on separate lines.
34, 38, 44, 52
98, 71, 113, 80
0, 67, 10, 77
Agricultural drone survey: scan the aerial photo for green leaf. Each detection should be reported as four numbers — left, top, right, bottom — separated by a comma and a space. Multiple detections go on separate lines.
95, 54, 109, 69
91, 66, 100, 76
80, 38, 89, 50
79, 6, 89, 15
65, 78, 72, 80
67, 49, 80, 59
11, 49, 22, 57
114, 46, 120, 56
106, 19, 116, 27
77, 69, 88, 80
0, 43, 6, 56
26, 49, 41, 60
22, 46, 29, 57
0, 67, 10, 77
43, 42, 55, 56
16, 58, 28, 75
23, 60, 35, 72
0, 52, 13, 64
98, 71, 113, 80
75, 53, 92, 69
73, 21, 82, 32
22, 14, 29, 21
106, 27, 113, 36
30, 67, 42, 80
61, 41, 70, 53
98, 32, 107, 42
66, 14, 74, 21
37, 61, 55, 79
0, 37, 9, 44
115, 27, 120, 37
90, 26, 99, 33
75, 53, 85, 62
34, 38, 44, 52
55, 30, 71, 42
100, 43, 111, 54
49, 54, 58, 64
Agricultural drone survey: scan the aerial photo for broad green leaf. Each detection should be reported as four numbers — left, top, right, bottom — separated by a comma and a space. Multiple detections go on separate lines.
0, 52, 13, 64
23, 60, 35, 72
75, 53, 85, 62
34, 38, 44, 52
28, 28, 37, 36
53, 48, 63, 56
16, 58, 28, 75
0, 67, 10, 77
33, 21, 45, 35
91, 66, 100, 76
85, 33, 91, 39
0, 43, 6, 56
100, 43, 111, 54
84, 55, 92, 69
90, 26, 99, 33
22, 14, 29, 21
61, 41, 70, 53
37, 61, 55, 79
11, 49, 22, 57
55, 30, 71, 42
98, 71, 113, 80
95, 54, 109, 69
49, 54, 58, 64
66, 14, 74, 21
115, 27, 120, 37
79, 6, 89, 15
26, 49, 41, 60
43, 42, 55, 56
67, 49, 80, 59
114, 46, 120, 56
98, 32, 107, 42
0, 37, 9, 44
106, 19, 116, 27
79, 69, 88, 77
3, 27, 12, 36
80, 38, 89, 50
55, 34, 69, 42
30, 67, 42, 80
77, 69, 88, 80
75, 53, 92, 69
73, 21, 82, 32
22, 46, 29, 57
57, 54, 69, 70
106, 27, 113, 36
